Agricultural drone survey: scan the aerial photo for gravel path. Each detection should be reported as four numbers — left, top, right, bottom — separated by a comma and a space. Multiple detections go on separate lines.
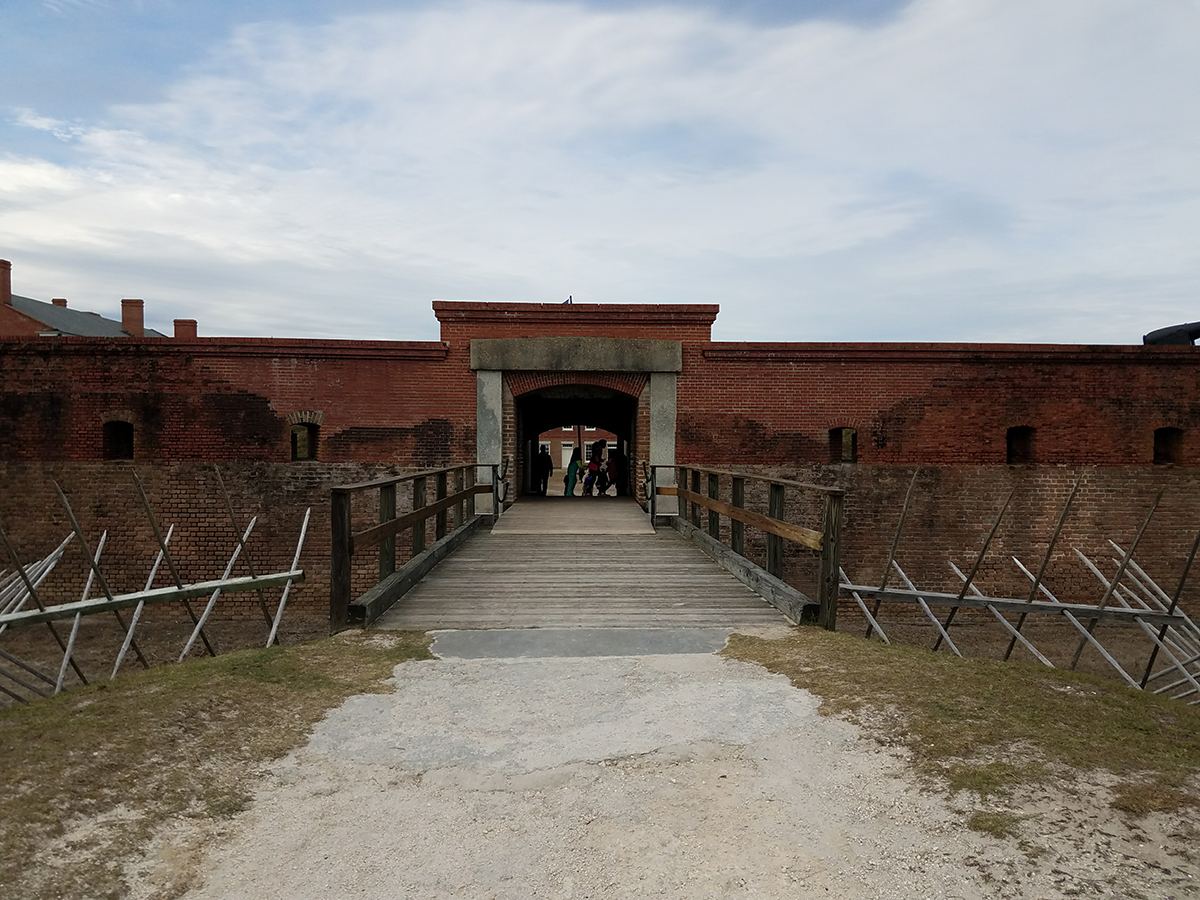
177, 641, 1014, 899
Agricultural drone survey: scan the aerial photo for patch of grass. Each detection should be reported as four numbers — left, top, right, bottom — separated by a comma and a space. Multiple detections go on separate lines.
1111, 782, 1198, 817
968, 810, 1023, 839
943, 760, 1030, 798
724, 628, 1200, 812
0, 630, 433, 900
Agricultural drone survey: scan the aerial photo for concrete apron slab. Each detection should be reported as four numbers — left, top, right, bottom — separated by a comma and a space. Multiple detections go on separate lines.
183, 641, 996, 900
430, 626, 740, 659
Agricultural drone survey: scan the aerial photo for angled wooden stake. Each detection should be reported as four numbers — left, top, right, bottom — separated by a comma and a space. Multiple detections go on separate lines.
1137, 529, 1200, 687
267, 508, 311, 648
1070, 487, 1164, 670
179, 517, 256, 662
0, 521, 87, 684
935, 488, 1013, 651
893, 561, 962, 658
1012, 556, 1139, 688
214, 466, 273, 628
57, 531, 106, 693
949, 560, 1053, 668
1004, 473, 1082, 661
131, 471, 216, 657
112, 524, 174, 679
841, 566, 888, 643
867, 469, 920, 638
0, 533, 73, 634
1075, 548, 1200, 699
52, 482, 149, 670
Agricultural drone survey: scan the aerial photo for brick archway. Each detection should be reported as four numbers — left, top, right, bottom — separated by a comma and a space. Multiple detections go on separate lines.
506, 371, 648, 400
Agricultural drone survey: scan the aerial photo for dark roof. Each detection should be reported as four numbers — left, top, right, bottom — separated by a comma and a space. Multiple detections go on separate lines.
9, 295, 166, 338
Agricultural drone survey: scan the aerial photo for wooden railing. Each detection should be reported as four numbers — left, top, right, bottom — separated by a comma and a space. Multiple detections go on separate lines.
648, 465, 844, 630
330, 463, 504, 628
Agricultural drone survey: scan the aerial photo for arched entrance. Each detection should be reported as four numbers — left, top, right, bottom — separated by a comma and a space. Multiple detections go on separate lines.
472, 337, 681, 517
513, 382, 640, 496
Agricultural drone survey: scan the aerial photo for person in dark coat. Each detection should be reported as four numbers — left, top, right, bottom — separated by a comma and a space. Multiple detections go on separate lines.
608, 447, 628, 496
535, 446, 554, 495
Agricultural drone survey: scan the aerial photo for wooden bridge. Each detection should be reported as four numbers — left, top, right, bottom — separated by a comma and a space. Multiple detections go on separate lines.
329, 463, 843, 634
372, 497, 783, 630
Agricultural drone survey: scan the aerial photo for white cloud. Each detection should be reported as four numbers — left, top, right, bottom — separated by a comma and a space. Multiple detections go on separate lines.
2, 0, 1199, 342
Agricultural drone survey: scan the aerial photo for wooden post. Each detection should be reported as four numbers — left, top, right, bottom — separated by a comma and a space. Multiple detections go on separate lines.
707, 472, 720, 540
435, 472, 448, 540
677, 466, 687, 522
379, 484, 396, 581
330, 488, 352, 631
818, 491, 844, 631
467, 467, 476, 517
767, 482, 785, 579
648, 466, 656, 525
412, 476, 427, 556
690, 469, 702, 528
731, 477, 745, 556
454, 468, 465, 530
491, 465, 500, 525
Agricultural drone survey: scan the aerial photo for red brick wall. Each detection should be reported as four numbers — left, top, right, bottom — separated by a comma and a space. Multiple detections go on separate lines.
0, 337, 473, 465
680, 343, 1200, 467
702, 463, 1200, 621
3, 303, 1200, 627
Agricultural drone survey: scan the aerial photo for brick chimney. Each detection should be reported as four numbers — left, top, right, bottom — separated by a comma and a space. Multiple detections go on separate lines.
121, 298, 144, 338
0, 260, 11, 307
52, 298, 67, 308
174, 318, 198, 340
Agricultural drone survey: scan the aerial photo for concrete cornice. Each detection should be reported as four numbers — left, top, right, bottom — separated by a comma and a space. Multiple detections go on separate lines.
434, 301, 719, 327
471, 337, 682, 372
702, 342, 1200, 364
0, 336, 449, 361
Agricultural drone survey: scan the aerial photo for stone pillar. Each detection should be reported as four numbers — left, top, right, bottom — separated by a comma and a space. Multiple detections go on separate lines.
476, 370, 503, 515
649, 372, 678, 519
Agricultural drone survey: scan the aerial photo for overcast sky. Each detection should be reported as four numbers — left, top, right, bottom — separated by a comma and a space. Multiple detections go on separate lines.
2, 0, 1198, 343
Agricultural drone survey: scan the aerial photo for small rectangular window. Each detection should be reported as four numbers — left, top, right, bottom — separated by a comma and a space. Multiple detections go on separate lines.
103, 421, 134, 460
829, 428, 857, 464
291, 423, 319, 461
1007, 426, 1035, 465
1154, 427, 1183, 465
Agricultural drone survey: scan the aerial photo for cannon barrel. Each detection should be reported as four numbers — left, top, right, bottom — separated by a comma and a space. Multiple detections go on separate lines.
1143, 322, 1200, 346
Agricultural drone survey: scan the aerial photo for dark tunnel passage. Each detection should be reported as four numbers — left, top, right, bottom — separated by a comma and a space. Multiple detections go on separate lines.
514, 385, 639, 497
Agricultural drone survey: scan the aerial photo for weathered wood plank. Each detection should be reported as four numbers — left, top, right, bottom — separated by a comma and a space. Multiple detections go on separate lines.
0, 571, 305, 628
842, 583, 1185, 627
659, 486, 823, 550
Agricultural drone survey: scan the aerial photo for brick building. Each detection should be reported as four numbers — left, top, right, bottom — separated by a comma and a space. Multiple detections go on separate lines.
1, 259, 1198, 621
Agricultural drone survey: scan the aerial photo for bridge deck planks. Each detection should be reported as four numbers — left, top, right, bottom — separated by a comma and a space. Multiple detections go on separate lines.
373, 524, 786, 630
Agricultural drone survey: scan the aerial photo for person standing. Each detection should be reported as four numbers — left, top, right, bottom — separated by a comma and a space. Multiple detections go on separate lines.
535, 446, 554, 495
565, 447, 582, 496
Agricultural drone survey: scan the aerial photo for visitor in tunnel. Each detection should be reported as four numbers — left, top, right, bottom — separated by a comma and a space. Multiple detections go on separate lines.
604, 453, 618, 496
565, 447, 583, 496
608, 447, 627, 496
535, 446, 554, 495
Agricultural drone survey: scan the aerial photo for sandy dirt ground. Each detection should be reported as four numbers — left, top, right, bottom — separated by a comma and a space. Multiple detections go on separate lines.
124, 641, 1199, 900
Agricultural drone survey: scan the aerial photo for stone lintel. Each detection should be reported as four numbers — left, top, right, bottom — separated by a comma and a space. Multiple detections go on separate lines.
470, 337, 681, 373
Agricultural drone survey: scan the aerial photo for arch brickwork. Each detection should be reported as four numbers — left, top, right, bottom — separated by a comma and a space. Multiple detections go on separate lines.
504, 371, 648, 399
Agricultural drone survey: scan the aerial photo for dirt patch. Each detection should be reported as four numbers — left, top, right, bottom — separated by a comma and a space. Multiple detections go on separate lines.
172, 645, 1200, 899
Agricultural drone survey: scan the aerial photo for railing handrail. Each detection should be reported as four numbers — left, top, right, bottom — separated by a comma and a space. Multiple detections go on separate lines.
349, 483, 491, 554
650, 464, 843, 496
648, 462, 843, 631
332, 463, 479, 494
